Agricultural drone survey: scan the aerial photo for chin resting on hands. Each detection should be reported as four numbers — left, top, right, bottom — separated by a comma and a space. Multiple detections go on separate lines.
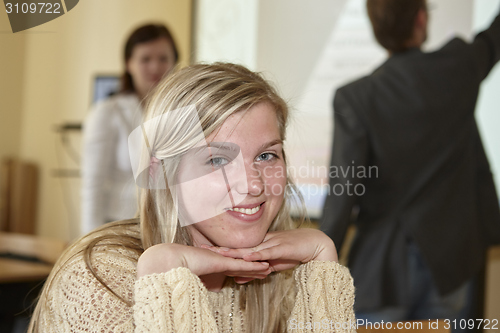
137, 229, 337, 286
136, 243, 270, 279
203, 228, 338, 274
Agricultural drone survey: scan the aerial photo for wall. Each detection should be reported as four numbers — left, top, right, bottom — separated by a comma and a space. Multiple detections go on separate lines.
475, 0, 500, 321
0, 16, 26, 161
0, 0, 192, 241
194, 0, 258, 69
256, 0, 346, 105
475, 0, 500, 193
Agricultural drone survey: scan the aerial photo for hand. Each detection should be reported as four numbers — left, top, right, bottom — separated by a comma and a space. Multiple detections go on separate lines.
202, 228, 338, 282
137, 243, 271, 280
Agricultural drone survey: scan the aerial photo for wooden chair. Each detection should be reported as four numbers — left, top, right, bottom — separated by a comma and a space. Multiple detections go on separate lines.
0, 158, 38, 234
357, 319, 450, 332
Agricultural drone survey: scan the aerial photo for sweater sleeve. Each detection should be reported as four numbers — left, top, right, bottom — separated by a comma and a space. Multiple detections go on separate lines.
38, 248, 219, 333
288, 261, 356, 333
38, 249, 137, 332
133, 267, 218, 333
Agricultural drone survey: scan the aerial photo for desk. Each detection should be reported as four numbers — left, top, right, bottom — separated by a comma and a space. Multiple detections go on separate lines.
0, 259, 55, 283
0, 232, 66, 332
0, 232, 66, 283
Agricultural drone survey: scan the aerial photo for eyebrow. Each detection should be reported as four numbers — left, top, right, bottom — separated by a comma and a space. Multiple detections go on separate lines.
190, 144, 234, 158
259, 139, 283, 151
208, 143, 238, 152
195, 139, 282, 155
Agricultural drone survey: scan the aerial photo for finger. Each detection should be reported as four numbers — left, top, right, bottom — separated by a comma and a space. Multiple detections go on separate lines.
242, 244, 286, 262
223, 257, 269, 273
200, 245, 230, 255
216, 239, 281, 259
203, 240, 280, 259
210, 247, 256, 259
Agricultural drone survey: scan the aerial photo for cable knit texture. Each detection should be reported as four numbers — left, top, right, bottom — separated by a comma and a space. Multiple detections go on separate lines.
38, 244, 356, 332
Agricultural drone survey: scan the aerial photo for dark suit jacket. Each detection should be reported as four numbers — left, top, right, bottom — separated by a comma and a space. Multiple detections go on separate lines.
320, 10, 500, 311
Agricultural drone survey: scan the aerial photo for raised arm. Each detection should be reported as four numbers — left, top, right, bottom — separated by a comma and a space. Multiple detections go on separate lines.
472, 4, 500, 80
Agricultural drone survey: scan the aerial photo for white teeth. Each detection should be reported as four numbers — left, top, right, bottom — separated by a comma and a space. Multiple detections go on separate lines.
227, 205, 261, 215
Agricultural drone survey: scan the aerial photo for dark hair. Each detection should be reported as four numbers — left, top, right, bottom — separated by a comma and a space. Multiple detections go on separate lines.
367, 0, 427, 53
120, 24, 179, 93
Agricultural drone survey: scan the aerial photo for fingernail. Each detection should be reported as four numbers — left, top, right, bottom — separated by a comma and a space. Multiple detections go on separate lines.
219, 247, 230, 252
260, 262, 268, 266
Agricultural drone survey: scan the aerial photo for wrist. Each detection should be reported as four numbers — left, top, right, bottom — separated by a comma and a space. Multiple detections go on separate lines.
137, 244, 186, 278
314, 239, 338, 262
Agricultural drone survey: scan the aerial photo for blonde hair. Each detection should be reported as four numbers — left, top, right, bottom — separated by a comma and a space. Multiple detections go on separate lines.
29, 63, 306, 333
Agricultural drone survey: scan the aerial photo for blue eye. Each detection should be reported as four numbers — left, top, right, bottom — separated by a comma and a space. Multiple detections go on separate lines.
209, 157, 230, 168
257, 153, 277, 162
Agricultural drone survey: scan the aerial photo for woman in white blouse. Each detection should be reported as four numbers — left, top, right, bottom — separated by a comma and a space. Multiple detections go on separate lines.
81, 24, 179, 234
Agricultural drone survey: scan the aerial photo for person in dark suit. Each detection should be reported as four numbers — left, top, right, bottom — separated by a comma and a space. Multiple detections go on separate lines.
320, 0, 500, 326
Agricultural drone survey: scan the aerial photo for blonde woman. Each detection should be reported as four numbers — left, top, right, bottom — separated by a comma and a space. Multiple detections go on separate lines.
29, 63, 356, 333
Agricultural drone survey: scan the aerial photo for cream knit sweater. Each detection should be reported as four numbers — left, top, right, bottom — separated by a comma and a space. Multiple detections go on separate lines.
37, 244, 356, 332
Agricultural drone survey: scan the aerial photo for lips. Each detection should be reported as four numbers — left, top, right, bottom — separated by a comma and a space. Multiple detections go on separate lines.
148, 76, 162, 84
225, 202, 265, 221
227, 203, 261, 215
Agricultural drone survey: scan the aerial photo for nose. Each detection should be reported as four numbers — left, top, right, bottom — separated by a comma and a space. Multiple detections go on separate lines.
150, 59, 164, 76
234, 162, 263, 196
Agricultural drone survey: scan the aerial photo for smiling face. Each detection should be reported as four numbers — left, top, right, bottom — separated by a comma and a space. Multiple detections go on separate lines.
180, 102, 287, 249
127, 37, 176, 98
